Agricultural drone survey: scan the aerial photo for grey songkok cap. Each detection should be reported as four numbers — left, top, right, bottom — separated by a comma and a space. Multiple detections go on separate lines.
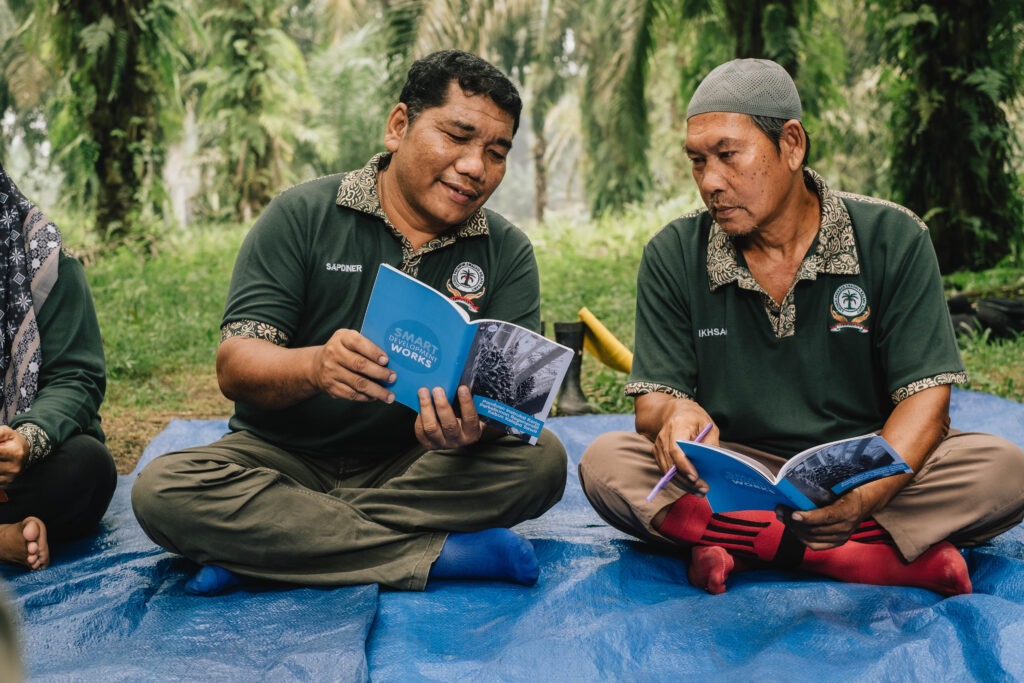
686, 58, 802, 121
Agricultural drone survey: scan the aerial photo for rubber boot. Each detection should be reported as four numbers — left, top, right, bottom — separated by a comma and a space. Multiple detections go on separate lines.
554, 321, 596, 415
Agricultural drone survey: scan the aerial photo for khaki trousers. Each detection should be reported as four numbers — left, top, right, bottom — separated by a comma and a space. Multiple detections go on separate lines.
579, 429, 1024, 562
131, 430, 567, 590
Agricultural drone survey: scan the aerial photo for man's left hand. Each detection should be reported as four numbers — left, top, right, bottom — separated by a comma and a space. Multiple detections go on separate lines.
414, 385, 484, 450
775, 496, 866, 550
777, 479, 895, 550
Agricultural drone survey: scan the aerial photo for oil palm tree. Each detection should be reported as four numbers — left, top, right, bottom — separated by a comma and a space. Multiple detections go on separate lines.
191, 0, 318, 223
16, 0, 196, 242
868, 0, 1024, 271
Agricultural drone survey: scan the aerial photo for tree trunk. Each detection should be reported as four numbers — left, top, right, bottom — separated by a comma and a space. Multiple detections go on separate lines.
724, 0, 765, 59
65, 0, 161, 243
723, 0, 800, 78
885, 0, 1020, 271
532, 111, 548, 224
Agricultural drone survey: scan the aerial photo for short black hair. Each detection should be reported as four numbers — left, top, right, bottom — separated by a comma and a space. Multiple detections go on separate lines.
400, 50, 522, 135
750, 115, 811, 166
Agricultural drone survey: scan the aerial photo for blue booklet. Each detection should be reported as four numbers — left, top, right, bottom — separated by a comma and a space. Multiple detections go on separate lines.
360, 264, 574, 444
680, 433, 912, 512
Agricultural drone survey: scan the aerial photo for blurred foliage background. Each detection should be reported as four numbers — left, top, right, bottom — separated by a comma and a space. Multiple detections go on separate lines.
2, 1, 1023, 466
2, 0, 1022, 271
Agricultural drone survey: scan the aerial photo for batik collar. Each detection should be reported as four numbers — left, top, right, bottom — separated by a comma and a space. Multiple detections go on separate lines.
703, 168, 859, 339
335, 153, 490, 246
706, 167, 860, 293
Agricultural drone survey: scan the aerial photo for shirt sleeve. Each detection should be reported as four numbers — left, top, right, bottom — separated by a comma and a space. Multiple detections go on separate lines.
871, 217, 967, 402
221, 194, 311, 340
9, 254, 106, 459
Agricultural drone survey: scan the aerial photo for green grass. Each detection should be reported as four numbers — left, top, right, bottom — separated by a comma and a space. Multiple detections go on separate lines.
955, 332, 1024, 402
532, 198, 693, 414
943, 257, 1024, 403
71, 203, 1023, 422
943, 261, 1024, 298
84, 224, 249, 410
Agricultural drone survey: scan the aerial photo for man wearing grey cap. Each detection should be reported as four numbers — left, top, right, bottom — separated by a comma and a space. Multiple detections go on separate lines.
578, 58, 1024, 596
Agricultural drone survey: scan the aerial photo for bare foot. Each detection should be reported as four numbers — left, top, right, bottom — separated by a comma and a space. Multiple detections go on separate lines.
0, 517, 49, 570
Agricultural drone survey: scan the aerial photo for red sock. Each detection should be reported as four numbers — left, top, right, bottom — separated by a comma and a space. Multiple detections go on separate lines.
688, 545, 749, 595
659, 496, 794, 594
803, 541, 971, 596
657, 494, 713, 544
657, 496, 972, 595
660, 497, 799, 565
849, 518, 892, 544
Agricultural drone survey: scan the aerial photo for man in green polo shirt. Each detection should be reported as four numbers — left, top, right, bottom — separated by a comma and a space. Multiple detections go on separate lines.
131, 50, 567, 594
579, 58, 1024, 596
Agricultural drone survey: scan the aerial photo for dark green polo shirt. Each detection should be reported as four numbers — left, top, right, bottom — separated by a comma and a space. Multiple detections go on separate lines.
628, 169, 967, 458
222, 154, 541, 460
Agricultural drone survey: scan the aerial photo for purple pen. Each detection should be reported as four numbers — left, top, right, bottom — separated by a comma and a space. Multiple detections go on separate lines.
644, 422, 713, 502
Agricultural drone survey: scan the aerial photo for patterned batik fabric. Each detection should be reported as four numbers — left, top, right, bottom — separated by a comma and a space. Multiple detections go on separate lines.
0, 164, 61, 424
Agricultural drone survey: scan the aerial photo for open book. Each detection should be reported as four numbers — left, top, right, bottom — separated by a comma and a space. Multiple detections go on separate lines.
360, 264, 573, 444
680, 433, 912, 512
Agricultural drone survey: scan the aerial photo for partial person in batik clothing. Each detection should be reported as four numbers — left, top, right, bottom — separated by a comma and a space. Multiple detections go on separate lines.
0, 163, 115, 571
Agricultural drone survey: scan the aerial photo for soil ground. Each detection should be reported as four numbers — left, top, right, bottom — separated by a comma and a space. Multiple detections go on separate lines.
104, 372, 232, 473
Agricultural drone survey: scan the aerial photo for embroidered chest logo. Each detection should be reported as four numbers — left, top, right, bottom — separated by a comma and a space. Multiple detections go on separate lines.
447, 262, 486, 312
830, 283, 870, 333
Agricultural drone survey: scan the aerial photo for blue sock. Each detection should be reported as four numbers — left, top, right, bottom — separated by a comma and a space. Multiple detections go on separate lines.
185, 565, 243, 596
429, 528, 539, 586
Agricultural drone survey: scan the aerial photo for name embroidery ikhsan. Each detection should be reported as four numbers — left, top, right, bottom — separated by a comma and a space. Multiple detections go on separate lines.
447, 261, 486, 312
830, 283, 871, 333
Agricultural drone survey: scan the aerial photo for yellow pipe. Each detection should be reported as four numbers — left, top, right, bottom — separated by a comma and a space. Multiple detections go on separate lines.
578, 306, 633, 373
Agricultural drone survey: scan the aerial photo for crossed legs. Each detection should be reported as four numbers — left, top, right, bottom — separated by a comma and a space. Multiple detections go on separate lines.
132, 430, 567, 591
579, 430, 1024, 595
0, 434, 116, 570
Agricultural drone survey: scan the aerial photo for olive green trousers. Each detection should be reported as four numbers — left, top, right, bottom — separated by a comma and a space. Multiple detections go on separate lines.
131, 430, 567, 590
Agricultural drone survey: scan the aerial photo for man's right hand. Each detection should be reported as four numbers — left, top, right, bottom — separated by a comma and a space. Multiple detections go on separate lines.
635, 392, 718, 495
217, 330, 397, 410
312, 329, 397, 403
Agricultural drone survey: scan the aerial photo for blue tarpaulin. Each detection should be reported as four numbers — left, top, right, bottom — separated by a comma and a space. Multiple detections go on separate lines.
3, 387, 1024, 681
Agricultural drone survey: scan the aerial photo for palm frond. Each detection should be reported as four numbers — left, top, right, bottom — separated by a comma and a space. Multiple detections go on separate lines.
79, 14, 114, 55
